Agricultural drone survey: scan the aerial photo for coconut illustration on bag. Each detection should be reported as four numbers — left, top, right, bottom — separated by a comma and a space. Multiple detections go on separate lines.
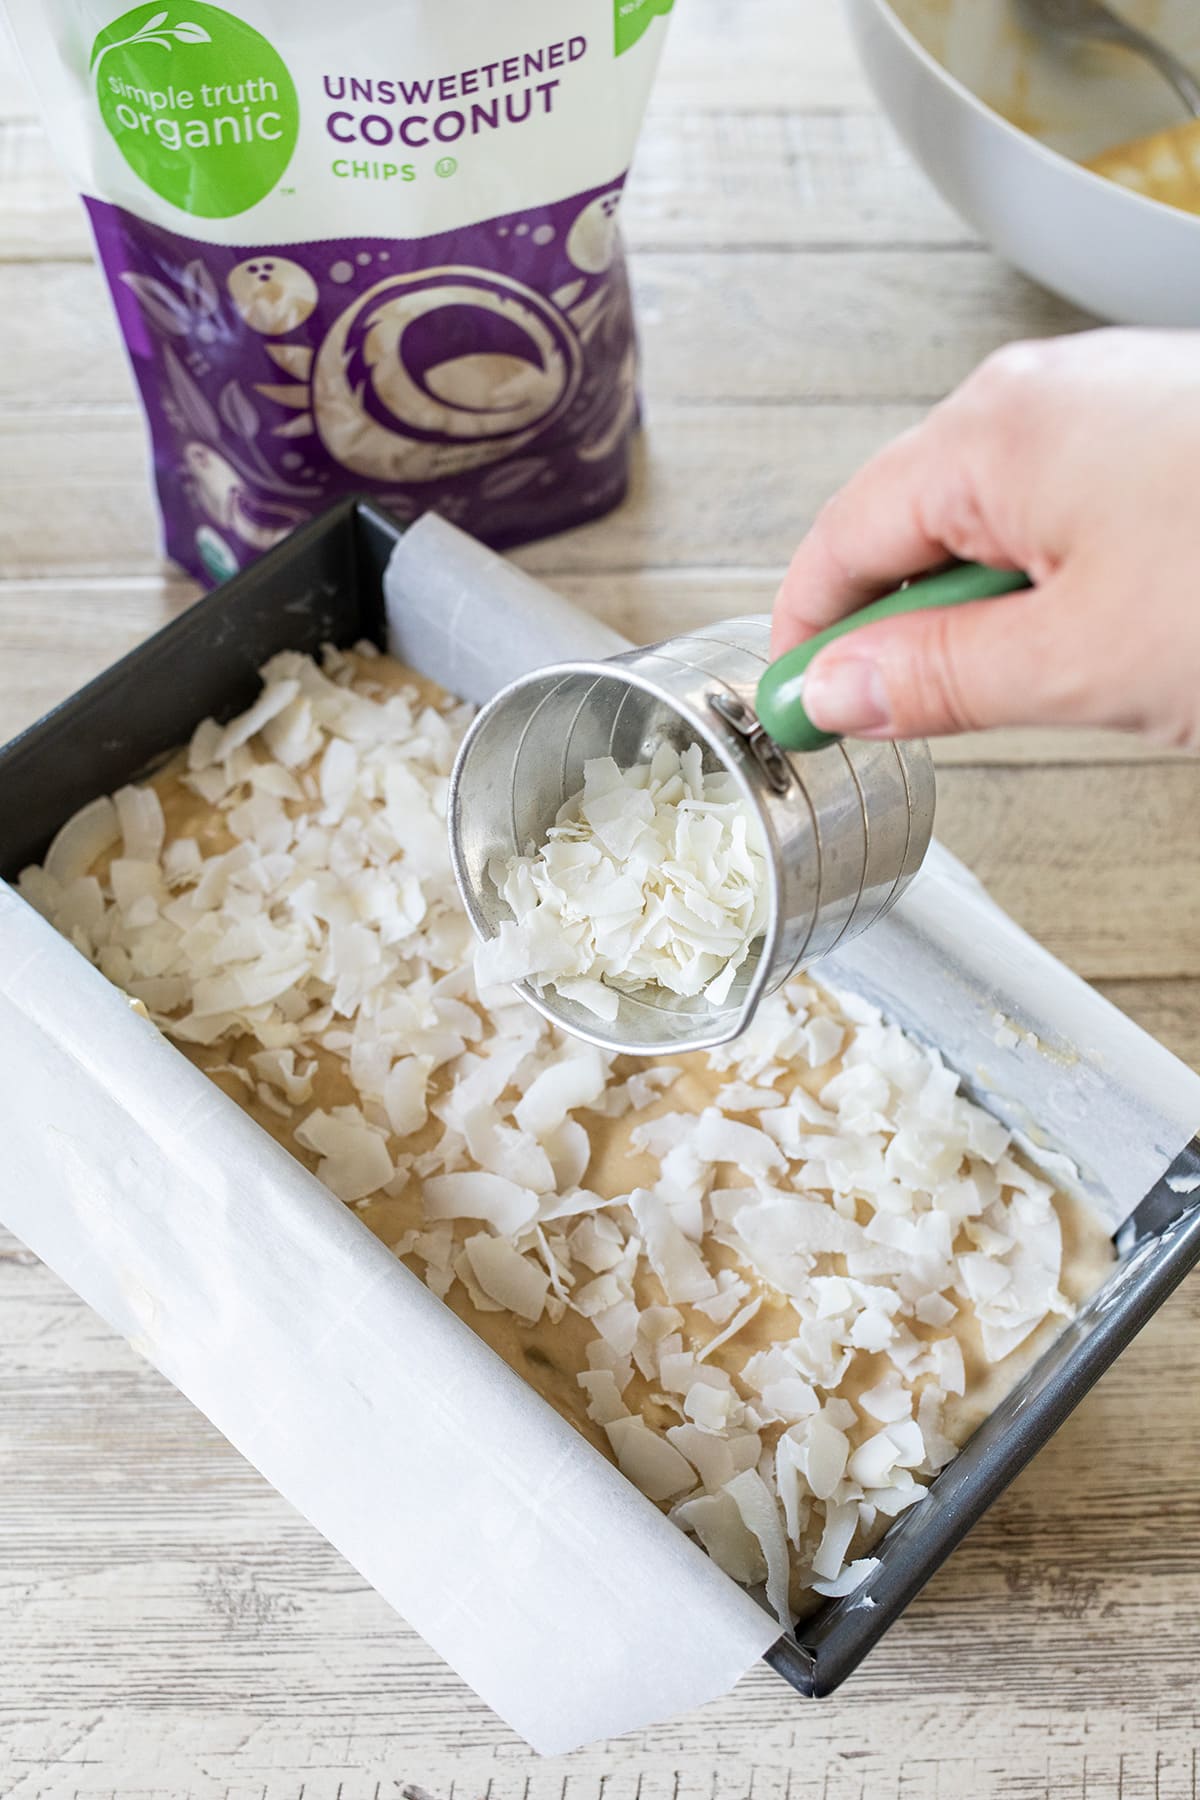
270, 268, 586, 483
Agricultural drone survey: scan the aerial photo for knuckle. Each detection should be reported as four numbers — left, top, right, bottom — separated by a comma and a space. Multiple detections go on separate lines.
913, 464, 989, 561
958, 339, 1063, 437
946, 338, 1072, 507
810, 492, 859, 582
975, 337, 1055, 394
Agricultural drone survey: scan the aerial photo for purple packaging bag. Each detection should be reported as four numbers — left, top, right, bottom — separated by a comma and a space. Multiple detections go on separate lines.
6, 0, 674, 582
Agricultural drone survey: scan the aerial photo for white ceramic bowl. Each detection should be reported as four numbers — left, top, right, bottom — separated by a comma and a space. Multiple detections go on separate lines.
845, 0, 1200, 325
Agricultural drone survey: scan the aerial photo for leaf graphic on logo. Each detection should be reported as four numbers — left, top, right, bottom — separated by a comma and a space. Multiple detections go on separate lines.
119, 272, 192, 337
219, 380, 260, 441
171, 21, 211, 43
90, 13, 172, 66
181, 258, 219, 317
163, 343, 220, 441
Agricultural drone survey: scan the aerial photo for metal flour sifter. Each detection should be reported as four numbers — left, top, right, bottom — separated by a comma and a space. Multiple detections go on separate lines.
449, 562, 1028, 1055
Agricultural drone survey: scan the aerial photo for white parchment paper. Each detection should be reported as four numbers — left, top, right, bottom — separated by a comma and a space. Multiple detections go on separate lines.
385, 512, 630, 703
1, 512, 1197, 1754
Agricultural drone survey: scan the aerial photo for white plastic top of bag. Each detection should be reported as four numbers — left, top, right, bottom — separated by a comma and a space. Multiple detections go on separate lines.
6, 0, 669, 242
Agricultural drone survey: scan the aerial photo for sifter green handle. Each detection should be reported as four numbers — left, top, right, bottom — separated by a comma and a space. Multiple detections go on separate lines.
754, 562, 1032, 753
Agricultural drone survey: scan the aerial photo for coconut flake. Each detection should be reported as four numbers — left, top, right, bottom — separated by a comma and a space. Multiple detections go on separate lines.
760, 1377, 819, 1423
514, 1047, 610, 1138
592, 1299, 640, 1356
729, 1195, 862, 1294
684, 1382, 734, 1430
918, 1386, 958, 1472
812, 1556, 879, 1599
42, 796, 121, 886
725, 1467, 793, 1627
463, 1232, 549, 1323
479, 745, 769, 1013
422, 1171, 539, 1236
812, 1498, 859, 1583
858, 1375, 913, 1424
716, 1081, 785, 1113
383, 1056, 430, 1137
802, 1015, 845, 1068
930, 1334, 966, 1397
568, 1214, 625, 1274
293, 1107, 392, 1203
214, 677, 300, 759
605, 1417, 697, 1502
538, 1187, 613, 1222
674, 1490, 766, 1585
555, 977, 621, 1022
540, 1117, 591, 1191
666, 1423, 736, 1492
578, 1368, 630, 1426
790, 1412, 850, 1501
916, 1291, 958, 1327
692, 1271, 752, 1324
628, 1188, 718, 1304
114, 785, 165, 862
694, 1295, 763, 1363
693, 1109, 786, 1177
773, 1435, 808, 1544
847, 1420, 924, 1489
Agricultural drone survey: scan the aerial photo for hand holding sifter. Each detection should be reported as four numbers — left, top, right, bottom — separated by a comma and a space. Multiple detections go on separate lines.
448, 562, 1030, 1055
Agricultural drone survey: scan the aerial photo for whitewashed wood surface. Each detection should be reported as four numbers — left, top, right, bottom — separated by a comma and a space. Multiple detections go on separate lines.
3, 3, 1200, 1796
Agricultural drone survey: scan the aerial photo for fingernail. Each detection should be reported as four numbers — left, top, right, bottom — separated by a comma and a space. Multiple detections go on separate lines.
804, 656, 892, 733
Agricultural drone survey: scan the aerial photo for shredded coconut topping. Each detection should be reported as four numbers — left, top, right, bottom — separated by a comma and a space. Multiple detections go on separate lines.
20, 645, 1094, 1623
476, 745, 770, 1018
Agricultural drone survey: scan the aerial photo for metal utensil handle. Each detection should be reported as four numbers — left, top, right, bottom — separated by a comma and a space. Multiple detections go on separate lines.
1094, 15, 1200, 118
754, 563, 1031, 753
1018, 1, 1200, 118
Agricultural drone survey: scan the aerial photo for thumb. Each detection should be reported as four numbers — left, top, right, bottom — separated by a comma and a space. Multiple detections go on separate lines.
800, 583, 1089, 739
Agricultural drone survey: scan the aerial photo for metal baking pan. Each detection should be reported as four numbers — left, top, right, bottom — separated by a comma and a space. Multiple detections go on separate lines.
2, 495, 1198, 1703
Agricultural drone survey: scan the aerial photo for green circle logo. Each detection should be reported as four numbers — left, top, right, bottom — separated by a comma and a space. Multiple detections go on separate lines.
90, 3, 298, 218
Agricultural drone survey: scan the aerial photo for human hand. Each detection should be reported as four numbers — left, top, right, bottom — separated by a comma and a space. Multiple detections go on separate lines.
771, 327, 1200, 750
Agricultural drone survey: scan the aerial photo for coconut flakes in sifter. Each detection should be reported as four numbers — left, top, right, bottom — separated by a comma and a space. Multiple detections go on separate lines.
476, 743, 770, 1018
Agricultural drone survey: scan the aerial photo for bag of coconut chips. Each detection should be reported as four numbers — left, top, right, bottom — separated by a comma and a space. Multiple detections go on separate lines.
5, 0, 673, 583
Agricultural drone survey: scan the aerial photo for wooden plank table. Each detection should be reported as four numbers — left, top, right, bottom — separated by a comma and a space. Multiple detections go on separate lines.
2, 5, 1199, 1795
